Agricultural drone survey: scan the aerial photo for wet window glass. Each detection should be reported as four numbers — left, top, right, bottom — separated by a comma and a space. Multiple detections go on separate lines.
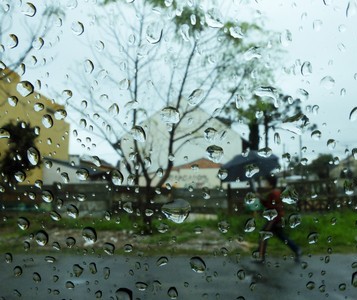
1, 0, 356, 299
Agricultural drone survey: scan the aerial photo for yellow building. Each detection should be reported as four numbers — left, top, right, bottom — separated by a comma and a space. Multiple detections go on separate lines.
0, 68, 70, 184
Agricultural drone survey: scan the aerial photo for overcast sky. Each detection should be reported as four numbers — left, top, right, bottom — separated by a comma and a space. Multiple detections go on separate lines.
7, 0, 357, 166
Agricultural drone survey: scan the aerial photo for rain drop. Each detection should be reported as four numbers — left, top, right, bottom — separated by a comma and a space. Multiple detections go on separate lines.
204, 127, 217, 142
274, 132, 281, 145
118, 78, 130, 90
288, 213, 301, 228
130, 126, 146, 142
320, 76, 335, 90
217, 169, 228, 180
257, 147, 272, 158
244, 46, 261, 61
67, 204, 79, 218
14, 266, 23, 277
349, 107, 357, 121
7, 34, 18, 48
32, 272, 41, 283
146, 22, 163, 44
188, 89, 204, 106
8, 96, 18, 107
35, 230, 49, 246
161, 199, 191, 224
156, 256, 169, 267
71, 21, 84, 36
73, 264, 84, 277
14, 171, 26, 183
245, 164, 259, 178
82, 227, 97, 244
27, 147, 40, 165
167, 287, 178, 299
327, 139, 336, 150
205, 8, 224, 28
244, 218, 256, 232
301, 61, 312, 76
0, 129, 11, 139
76, 168, 89, 180
108, 103, 119, 116
84, 59, 94, 73
307, 232, 319, 244
32, 37, 44, 50
189, 257, 206, 273
160, 107, 180, 124
311, 130, 322, 141
111, 170, 124, 186
54, 109, 67, 120
206, 145, 224, 163
17, 81, 34, 97
103, 243, 115, 255
42, 114, 53, 128
280, 29, 292, 47
346, 0, 357, 17
230, 26, 244, 39
22, 2, 37, 17
17, 217, 30, 230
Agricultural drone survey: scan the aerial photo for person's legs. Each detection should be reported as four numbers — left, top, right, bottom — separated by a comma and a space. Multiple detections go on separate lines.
257, 221, 273, 261
273, 225, 301, 260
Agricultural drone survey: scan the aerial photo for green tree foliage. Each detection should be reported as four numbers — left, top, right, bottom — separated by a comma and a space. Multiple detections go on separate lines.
0, 121, 40, 185
307, 154, 333, 179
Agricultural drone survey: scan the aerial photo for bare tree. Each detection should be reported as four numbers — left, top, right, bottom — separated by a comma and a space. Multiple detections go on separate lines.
66, 1, 278, 231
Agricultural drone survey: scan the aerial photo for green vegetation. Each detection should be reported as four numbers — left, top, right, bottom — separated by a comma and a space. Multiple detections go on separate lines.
0, 210, 356, 256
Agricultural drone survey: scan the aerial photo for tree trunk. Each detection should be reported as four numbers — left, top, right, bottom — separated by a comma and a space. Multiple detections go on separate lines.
248, 122, 259, 150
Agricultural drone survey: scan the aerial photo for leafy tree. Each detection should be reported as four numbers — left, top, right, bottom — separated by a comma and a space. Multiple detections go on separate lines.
307, 154, 333, 179
67, 1, 280, 231
0, 121, 40, 186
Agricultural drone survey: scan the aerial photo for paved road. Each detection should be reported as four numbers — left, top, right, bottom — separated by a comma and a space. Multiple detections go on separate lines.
0, 253, 356, 299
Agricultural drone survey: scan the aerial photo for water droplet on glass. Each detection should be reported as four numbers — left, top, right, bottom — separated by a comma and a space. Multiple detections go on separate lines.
71, 21, 84, 35
349, 107, 357, 121
146, 22, 163, 44
160, 107, 180, 124
301, 61, 312, 76
35, 230, 49, 246
66, 237, 76, 248
262, 209, 278, 221
76, 168, 89, 180
204, 127, 217, 142
245, 164, 259, 178
67, 204, 79, 218
73, 264, 84, 277
320, 76, 335, 90
82, 227, 97, 244
346, 0, 357, 17
0, 128, 10, 139
188, 89, 204, 106
5, 253, 13, 263
161, 199, 191, 224
351, 271, 357, 287
244, 218, 256, 232
14, 171, 26, 182
189, 256, 206, 273
54, 109, 67, 120
111, 170, 124, 186
343, 180, 354, 195
244, 46, 261, 61
8, 96, 18, 107
254, 86, 277, 101
17, 81, 34, 97
156, 256, 169, 267
32, 37, 44, 50
281, 186, 298, 204
41, 190, 53, 203
218, 220, 230, 233
307, 232, 319, 244
50, 211, 61, 221
136, 282, 148, 291
257, 147, 272, 158
7, 34, 18, 48
306, 281, 315, 290
22, 2, 36, 17
327, 139, 336, 150
230, 26, 244, 39
167, 286, 178, 299
217, 169, 228, 180
206, 145, 224, 163
280, 29, 292, 47
288, 213, 301, 228
42, 114, 53, 128
108, 103, 119, 116
65, 281, 75, 289
311, 130, 322, 141
17, 217, 30, 230
32, 272, 41, 283
274, 132, 281, 145
205, 8, 224, 28
14, 266, 23, 277
103, 243, 115, 255
27, 147, 40, 166
313, 19, 323, 31
130, 126, 146, 142
118, 78, 130, 90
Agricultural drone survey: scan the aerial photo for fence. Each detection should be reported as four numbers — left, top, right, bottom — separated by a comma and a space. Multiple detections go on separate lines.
0, 180, 356, 217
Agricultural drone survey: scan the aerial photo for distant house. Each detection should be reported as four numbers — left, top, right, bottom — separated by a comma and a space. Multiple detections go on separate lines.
0, 68, 70, 184
120, 104, 243, 188
168, 158, 222, 189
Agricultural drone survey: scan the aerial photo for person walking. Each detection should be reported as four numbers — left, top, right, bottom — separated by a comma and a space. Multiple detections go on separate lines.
256, 175, 301, 263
